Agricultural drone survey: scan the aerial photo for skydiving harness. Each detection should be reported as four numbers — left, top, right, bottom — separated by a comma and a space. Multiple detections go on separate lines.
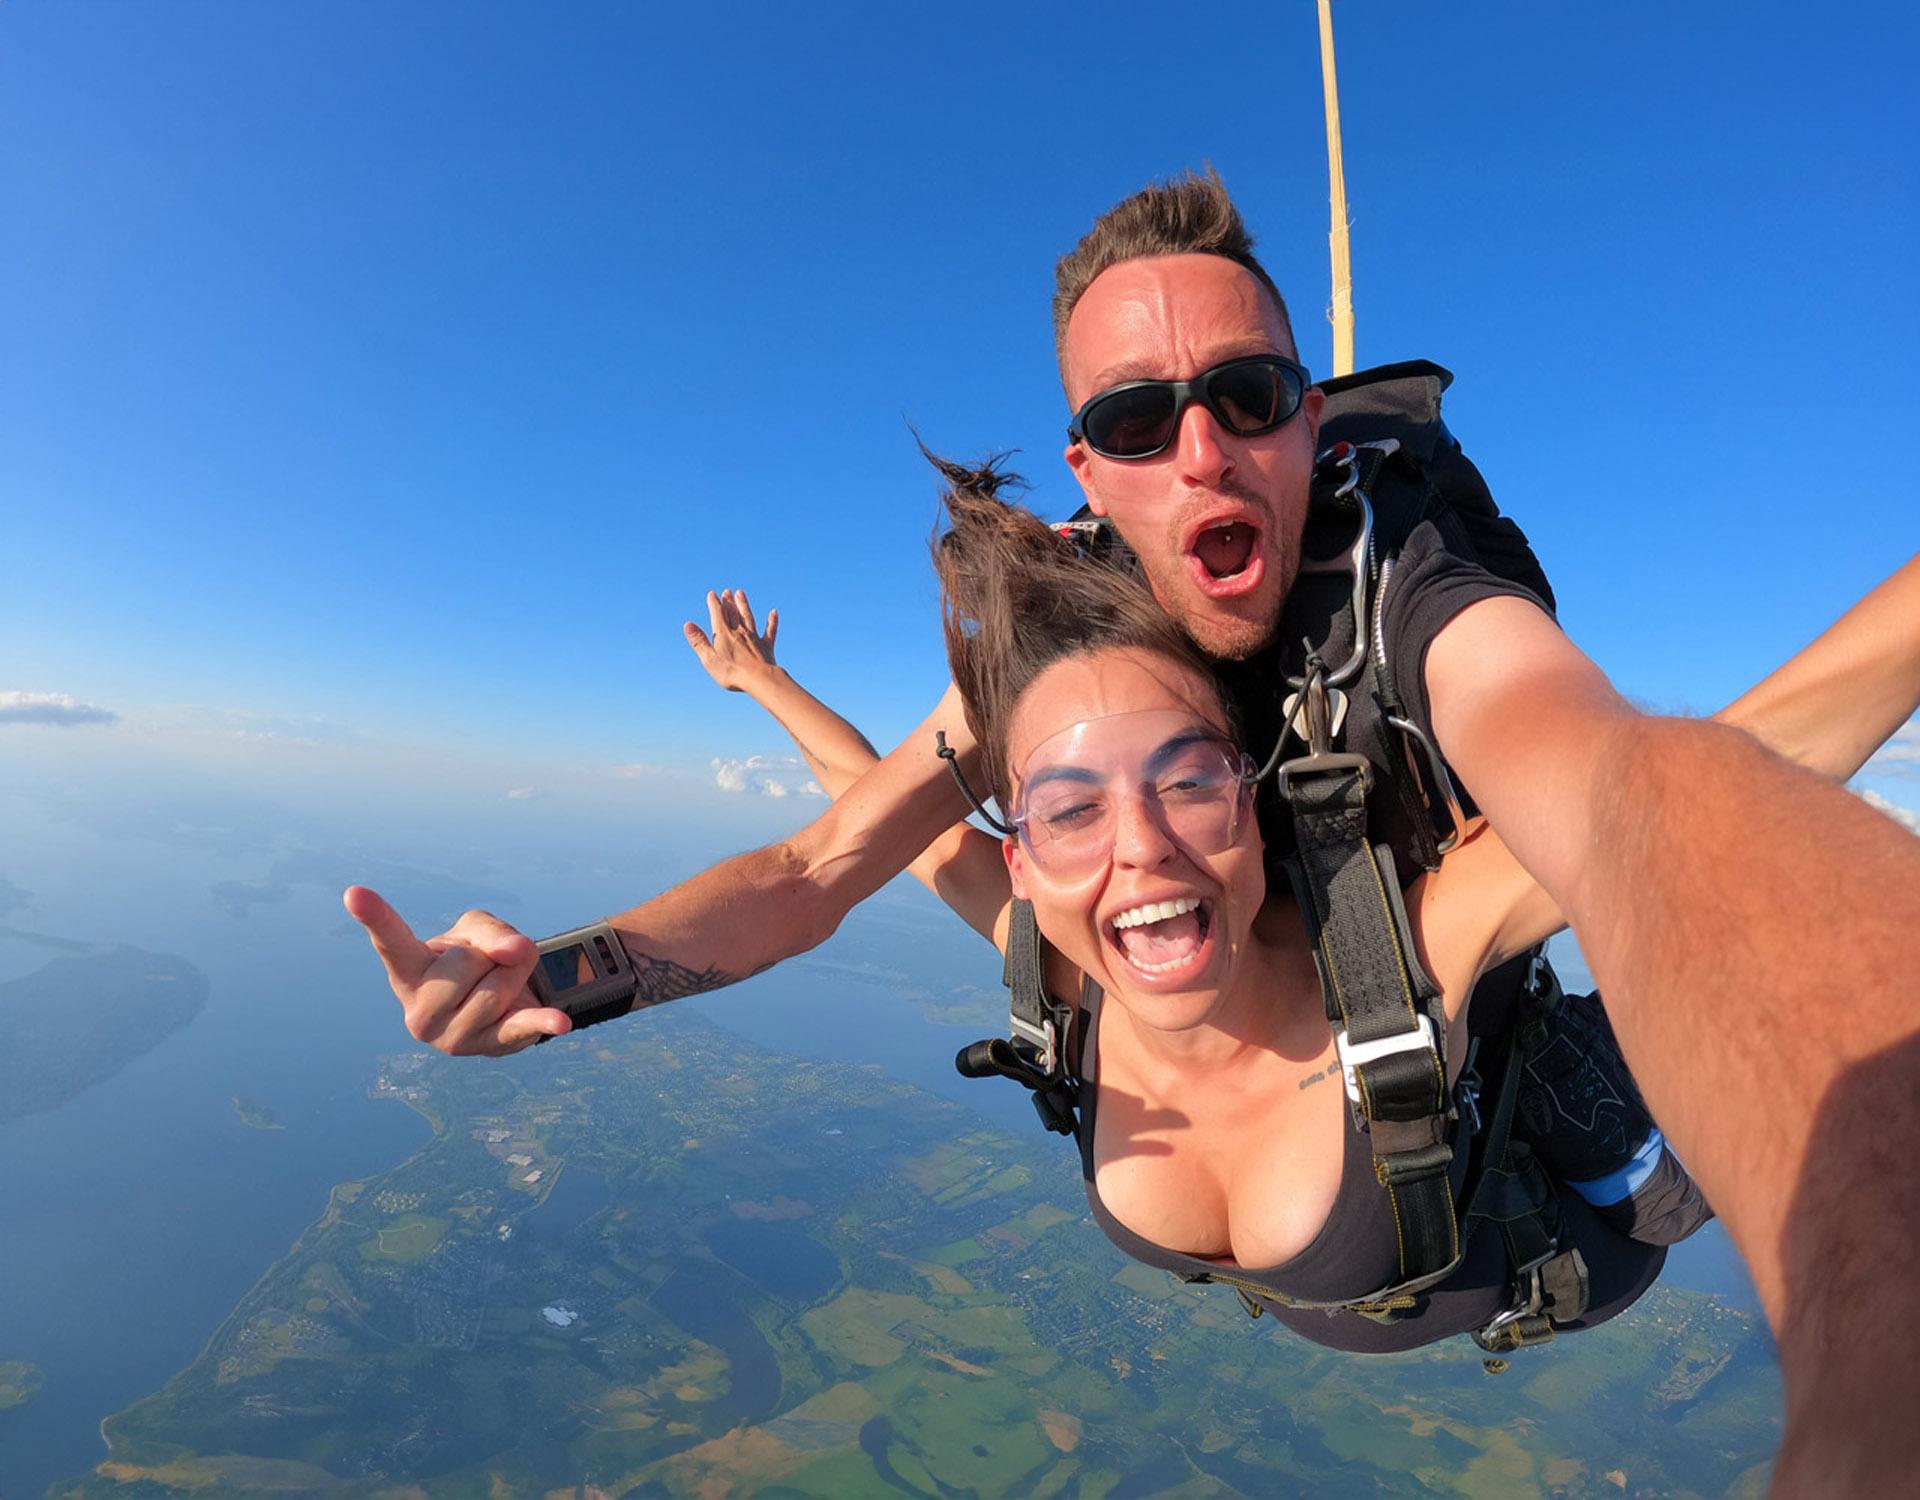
953, 362, 1589, 1354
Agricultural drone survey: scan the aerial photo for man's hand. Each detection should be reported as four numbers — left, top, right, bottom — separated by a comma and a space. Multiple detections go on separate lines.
684, 588, 780, 693
343, 886, 573, 1055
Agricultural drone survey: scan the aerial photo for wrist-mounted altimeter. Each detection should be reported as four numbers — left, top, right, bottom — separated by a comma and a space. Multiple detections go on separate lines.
527, 921, 640, 1039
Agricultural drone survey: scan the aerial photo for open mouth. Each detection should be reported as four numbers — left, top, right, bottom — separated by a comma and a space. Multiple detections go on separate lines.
1107, 896, 1216, 981
1185, 520, 1266, 600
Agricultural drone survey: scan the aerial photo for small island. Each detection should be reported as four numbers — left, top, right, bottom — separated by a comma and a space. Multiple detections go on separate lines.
232, 1096, 283, 1132
0, 947, 209, 1123
0, 1359, 44, 1411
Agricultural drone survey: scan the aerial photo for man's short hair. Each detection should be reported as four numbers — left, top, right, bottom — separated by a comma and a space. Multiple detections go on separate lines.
1052, 168, 1298, 387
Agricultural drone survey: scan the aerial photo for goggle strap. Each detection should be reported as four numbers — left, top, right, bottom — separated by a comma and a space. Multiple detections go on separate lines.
936, 730, 1015, 837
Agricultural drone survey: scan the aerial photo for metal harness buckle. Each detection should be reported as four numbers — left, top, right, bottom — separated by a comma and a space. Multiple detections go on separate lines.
1269, 656, 1374, 800
1289, 457, 1374, 695
1008, 1005, 1066, 1079
1473, 1250, 1556, 1351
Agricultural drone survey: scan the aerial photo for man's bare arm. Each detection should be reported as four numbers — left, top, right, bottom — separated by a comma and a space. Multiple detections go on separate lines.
1427, 596, 1920, 1490
1433, 554, 1920, 979
605, 699, 975, 979
597, 685, 984, 998
349, 686, 980, 1055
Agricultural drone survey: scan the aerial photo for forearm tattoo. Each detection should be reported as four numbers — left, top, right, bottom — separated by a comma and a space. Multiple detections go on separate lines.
627, 950, 771, 1010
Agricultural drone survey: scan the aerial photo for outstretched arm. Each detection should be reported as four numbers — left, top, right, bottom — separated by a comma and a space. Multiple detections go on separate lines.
685, 588, 881, 787
1713, 552, 1920, 778
685, 588, 1011, 943
348, 682, 986, 1054
1425, 576, 1920, 1490
1427, 553, 1920, 976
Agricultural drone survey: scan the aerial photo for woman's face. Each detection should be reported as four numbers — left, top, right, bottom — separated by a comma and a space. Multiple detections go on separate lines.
1001, 647, 1266, 1033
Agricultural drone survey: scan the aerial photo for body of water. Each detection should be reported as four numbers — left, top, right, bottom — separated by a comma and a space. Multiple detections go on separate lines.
0, 788, 1762, 1496
650, 1262, 783, 1425
706, 1219, 841, 1303
521, 1166, 612, 1247
0, 920, 432, 1498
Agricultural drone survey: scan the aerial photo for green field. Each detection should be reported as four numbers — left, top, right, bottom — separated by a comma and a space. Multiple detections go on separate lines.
52, 1010, 1783, 1498
360, 1213, 448, 1262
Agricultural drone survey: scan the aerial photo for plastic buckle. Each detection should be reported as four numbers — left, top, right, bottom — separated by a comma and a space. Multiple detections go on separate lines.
1281, 685, 1350, 748
1336, 1015, 1439, 1106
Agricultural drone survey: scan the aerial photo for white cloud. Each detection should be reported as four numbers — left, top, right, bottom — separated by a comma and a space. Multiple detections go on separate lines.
1860, 789, 1920, 837
612, 762, 666, 779
140, 704, 369, 747
711, 754, 829, 800
1865, 721, 1920, 780
0, 690, 118, 727
505, 787, 537, 800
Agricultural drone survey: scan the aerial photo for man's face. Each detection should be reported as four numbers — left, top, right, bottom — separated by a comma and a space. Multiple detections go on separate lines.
1062, 254, 1323, 661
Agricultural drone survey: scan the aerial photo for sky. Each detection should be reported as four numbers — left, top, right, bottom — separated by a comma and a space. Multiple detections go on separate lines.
1, 0, 1916, 821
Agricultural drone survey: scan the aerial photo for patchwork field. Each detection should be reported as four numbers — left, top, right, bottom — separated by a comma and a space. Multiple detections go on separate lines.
53, 1010, 1780, 1497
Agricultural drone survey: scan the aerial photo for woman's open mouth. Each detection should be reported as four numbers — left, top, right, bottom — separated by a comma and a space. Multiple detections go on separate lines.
1107, 896, 1216, 981
1185, 520, 1266, 600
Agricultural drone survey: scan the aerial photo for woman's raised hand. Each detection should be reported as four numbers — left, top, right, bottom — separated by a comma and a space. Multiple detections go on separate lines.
684, 588, 781, 694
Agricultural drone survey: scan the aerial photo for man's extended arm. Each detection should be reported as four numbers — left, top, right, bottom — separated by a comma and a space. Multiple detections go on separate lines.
1431, 554, 1920, 978
1426, 596, 1920, 1490
603, 681, 981, 980
348, 683, 980, 1054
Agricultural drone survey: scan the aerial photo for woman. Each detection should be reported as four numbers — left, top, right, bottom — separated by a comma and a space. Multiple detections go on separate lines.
687, 468, 1920, 1351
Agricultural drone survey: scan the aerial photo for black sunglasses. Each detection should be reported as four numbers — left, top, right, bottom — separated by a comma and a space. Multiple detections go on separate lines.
1067, 354, 1311, 460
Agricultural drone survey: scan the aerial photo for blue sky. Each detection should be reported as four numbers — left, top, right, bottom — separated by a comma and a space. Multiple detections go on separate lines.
2, 0, 1915, 816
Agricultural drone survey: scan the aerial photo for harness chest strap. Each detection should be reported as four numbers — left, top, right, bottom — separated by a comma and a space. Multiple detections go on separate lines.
1280, 757, 1458, 1285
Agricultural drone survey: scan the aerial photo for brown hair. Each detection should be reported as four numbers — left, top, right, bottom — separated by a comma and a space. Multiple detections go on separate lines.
1051, 168, 1297, 382
927, 450, 1230, 809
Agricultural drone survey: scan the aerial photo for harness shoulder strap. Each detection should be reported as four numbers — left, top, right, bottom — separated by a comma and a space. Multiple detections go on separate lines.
954, 899, 1078, 1136
1269, 441, 1461, 1287
1279, 758, 1458, 1284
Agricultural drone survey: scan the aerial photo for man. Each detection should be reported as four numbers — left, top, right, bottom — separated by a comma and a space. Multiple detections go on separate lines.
352, 172, 1920, 1485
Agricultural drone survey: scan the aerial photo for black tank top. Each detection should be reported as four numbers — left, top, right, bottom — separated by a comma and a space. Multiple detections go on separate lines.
1071, 960, 1666, 1355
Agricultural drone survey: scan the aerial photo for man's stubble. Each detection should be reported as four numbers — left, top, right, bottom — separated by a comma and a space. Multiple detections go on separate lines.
1132, 481, 1305, 664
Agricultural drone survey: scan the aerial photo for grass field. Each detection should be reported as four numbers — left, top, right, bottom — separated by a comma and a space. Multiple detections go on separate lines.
360, 1214, 448, 1263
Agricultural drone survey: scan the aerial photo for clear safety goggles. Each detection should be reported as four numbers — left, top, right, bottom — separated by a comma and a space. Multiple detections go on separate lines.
1008, 710, 1257, 879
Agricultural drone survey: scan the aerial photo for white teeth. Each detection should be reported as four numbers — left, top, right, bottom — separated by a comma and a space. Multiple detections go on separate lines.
1110, 896, 1201, 931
